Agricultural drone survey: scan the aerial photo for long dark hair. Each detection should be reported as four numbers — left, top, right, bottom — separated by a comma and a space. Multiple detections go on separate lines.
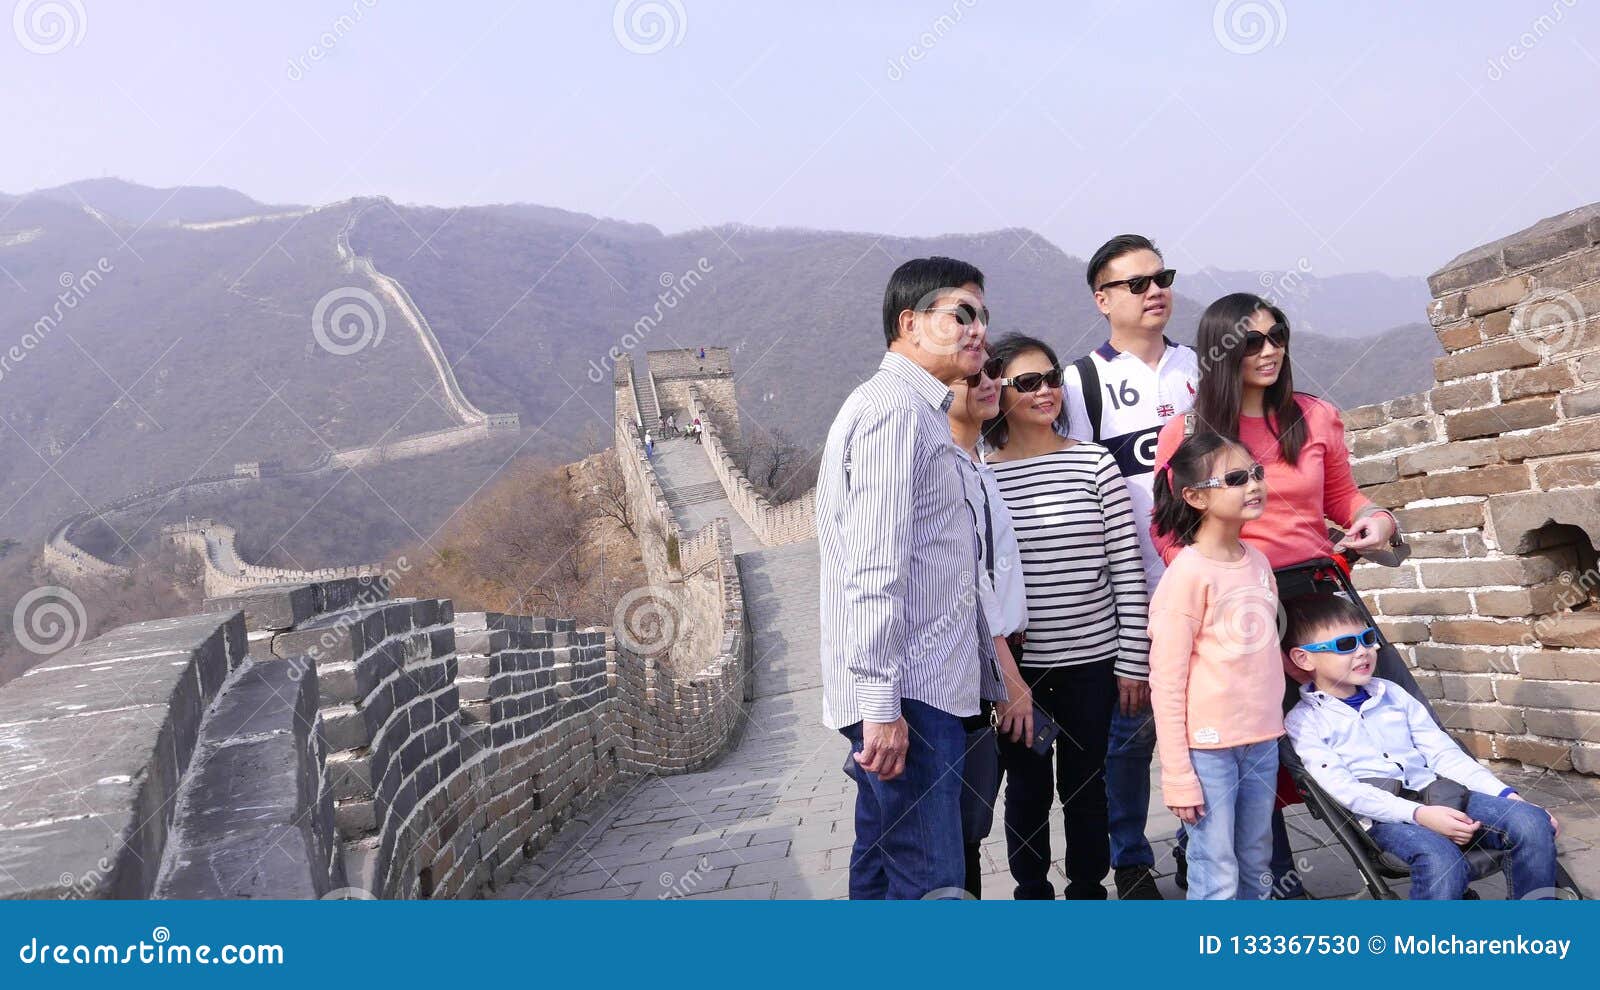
980, 332, 1065, 450
1193, 292, 1308, 465
1152, 431, 1246, 547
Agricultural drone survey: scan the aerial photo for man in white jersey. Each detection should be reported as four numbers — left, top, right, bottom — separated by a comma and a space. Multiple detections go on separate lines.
1063, 234, 1199, 900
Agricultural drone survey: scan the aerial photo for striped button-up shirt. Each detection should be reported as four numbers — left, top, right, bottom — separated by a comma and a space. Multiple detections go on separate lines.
817, 350, 996, 729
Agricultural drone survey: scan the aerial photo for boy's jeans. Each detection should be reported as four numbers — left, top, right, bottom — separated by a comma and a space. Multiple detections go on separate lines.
1368, 792, 1558, 899
841, 698, 967, 900
1106, 705, 1157, 869
1182, 740, 1278, 900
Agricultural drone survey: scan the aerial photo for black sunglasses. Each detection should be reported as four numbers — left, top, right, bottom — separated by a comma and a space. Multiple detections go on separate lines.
962, 356, 1005, 389
1244, 324, 1290, 355
999, 367, 1063, 393
1096, 268, 1176, 295
1189, 462, 1266, 490
925, 301, 990, 327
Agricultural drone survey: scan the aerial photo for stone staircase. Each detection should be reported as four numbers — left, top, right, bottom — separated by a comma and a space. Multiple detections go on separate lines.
664, 480, 726, 508
631, 371, 661, 434
651, 438, 760, 555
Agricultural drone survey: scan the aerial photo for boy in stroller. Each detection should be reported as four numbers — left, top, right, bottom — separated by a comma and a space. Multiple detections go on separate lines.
1283, 592, 1561, 900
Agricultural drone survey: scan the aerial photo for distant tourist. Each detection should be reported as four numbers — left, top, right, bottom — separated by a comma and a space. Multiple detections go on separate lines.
664, 412, 676, 434
817, 256, 995, 899
644, 431, 654, 460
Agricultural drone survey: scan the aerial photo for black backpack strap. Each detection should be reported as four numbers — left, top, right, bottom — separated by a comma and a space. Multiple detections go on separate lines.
1073, 354, 1102, 442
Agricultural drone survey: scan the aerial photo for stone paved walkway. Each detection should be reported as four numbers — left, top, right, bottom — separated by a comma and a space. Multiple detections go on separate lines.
504, 440, 1600, 900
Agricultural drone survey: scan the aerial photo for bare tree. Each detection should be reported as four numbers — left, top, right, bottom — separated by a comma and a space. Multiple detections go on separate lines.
588, 449, 636, 537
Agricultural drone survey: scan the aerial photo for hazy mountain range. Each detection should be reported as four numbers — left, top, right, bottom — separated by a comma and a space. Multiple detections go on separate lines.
0, 179, 1441, 566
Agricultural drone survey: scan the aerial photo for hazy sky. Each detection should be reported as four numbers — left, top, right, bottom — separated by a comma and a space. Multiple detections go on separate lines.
5, 0, 1598, 276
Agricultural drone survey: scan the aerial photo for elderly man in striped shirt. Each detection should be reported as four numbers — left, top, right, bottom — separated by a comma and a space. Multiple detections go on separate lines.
818, 256, 1000, 900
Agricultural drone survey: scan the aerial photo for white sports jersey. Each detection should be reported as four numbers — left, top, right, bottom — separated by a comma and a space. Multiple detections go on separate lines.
1063, 337, 1201, 592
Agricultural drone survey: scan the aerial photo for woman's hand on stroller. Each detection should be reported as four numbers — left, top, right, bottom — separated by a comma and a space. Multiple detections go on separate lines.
1169, 802, 1204, 826
1337, 511, 1396, 555
1415, 805, 1480, 846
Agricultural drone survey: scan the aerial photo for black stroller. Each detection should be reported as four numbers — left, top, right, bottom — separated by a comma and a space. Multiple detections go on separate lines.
1273, 549, 1586, 900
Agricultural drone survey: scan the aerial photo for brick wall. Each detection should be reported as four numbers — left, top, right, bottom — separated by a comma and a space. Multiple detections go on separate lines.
1345, 202, 1600, 775
685, 385, 816, 546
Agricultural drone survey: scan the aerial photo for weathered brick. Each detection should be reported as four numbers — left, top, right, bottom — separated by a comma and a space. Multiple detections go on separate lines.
1395, 439, 1499, 476
1351, 563, 1418, 592
1438, 672, 1497, 703
1528, 242, 1600, 289
1433, 338, 1542, 383
1377, 618, 1430, 643
1537, 612, 1600, 649
1341, 404, 1386, 430
1429, 253, 1506, 296
1364, 478, 1424, 508
1518, 650, 1600, 681
1352, 457, 1398, 486
1454, 730, 1496, 759
1435, 321, 1482, 351
1374, 590, 1472, 616
1562, 385, 1600, 420
1498, 363, 1576, 400
1394, 501, 1484, 534
1575, 746, 1600, 774
1427, 378, 1494, 414
1535, 453, 1600, 489
1496, 679, 1600, 712
1475, 581, 1578, 617
1507, 222, 1594, 271
1499, 417, 1600, 461
1524, 708, 1600, 741
1429, 292, 1466, 328
1387, 393, 1430, 419
1419, 555, 1561, 588
1433, 700, 1524, 734
1348, 418, 1438, 459
1429, 618, 1531, 647
1479, 309, 1515, 339
1444, 397, 1558, 441
1418, 464, 1531, 499
1464, 274, 1531, 317
1499, 736, 1572, 770
1404, 532, 1488, 558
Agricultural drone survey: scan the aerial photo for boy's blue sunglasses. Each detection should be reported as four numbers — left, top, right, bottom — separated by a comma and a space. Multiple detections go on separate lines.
1298, 627, 1379, 655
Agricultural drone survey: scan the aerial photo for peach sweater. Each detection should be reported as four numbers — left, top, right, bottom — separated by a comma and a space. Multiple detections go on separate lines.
1148, 544, 1287, 808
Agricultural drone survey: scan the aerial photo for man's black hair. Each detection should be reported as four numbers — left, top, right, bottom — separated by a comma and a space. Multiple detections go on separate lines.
881, 256, 985, 347
1086, 234, 1162, 292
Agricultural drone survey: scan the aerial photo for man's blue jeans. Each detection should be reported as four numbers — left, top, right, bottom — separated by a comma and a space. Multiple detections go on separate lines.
840, 698, 967, 899
1368, 792, 1558, 900
1106, 704, 1156, 869
1182, 740, 1278, 900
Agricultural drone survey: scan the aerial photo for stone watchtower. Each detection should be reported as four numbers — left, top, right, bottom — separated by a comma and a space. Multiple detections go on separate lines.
1344, 202, 1600, 776
613, 347, 744, 456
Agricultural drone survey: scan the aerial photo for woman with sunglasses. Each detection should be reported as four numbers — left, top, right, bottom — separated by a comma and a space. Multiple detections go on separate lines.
947, 348, 1033, 899
982, 333, 1151, 900
1152, 292, 1399, 897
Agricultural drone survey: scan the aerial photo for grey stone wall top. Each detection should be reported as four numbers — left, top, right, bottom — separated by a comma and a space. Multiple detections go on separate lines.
1430, 202, 1600, 295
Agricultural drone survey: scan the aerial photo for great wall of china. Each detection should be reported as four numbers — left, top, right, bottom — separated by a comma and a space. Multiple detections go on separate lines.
38, 198, 520, 595
4, 205, 1600, 899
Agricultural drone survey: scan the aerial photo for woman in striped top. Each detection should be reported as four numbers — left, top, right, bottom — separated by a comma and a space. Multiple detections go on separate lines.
983, 333, 1152, 900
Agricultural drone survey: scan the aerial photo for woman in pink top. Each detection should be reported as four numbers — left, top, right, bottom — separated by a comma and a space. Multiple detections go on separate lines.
1151, 294, 1397, 570
1148, 432, 1284, 899
1151, 293, 1400, 897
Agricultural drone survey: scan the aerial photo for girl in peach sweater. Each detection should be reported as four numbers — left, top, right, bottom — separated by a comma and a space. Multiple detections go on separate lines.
1148, 431, 1285, 900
